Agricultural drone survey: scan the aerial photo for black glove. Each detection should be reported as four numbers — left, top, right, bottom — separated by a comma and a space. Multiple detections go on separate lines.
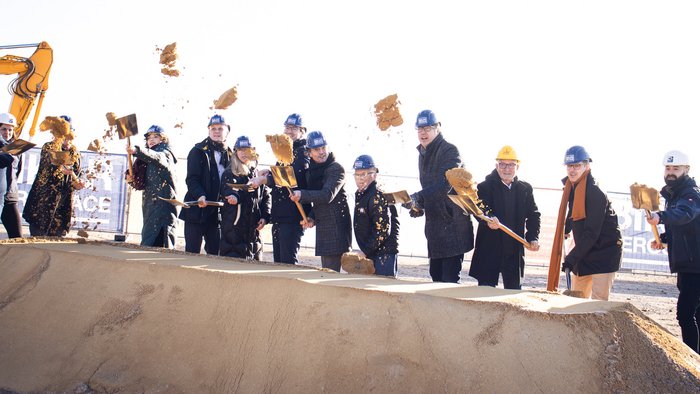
409, 207, 424, 218
562, 259, 574, 272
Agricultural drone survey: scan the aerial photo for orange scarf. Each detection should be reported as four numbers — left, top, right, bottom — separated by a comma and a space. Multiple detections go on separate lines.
546, 169, 589, 291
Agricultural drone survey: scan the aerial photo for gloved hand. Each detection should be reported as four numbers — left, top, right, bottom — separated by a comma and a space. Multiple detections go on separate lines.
562, 259, 574, 272
409, 207, 424, 218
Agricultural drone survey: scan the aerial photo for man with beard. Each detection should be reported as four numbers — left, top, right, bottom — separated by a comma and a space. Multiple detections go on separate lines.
556, 145, 622, 300
647, 150, 700, 354
179, 114, 232, 254
290, 131, 351, 271
469, 145, 541, 289
402, 109, 474, 283
250, 113, 311, 264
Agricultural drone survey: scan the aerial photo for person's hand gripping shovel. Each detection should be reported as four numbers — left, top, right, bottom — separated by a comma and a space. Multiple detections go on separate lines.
265, 134, 309, 226
630, 182, 665, 249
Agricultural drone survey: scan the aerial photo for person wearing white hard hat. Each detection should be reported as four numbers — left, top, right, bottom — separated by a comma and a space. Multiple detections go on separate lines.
469, 146, 541, 289
647, 150, 700, 354
0, 112, 23, 238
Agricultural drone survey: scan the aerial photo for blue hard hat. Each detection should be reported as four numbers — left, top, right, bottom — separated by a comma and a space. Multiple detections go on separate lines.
563, 145, 592, 165
284, 113, 303, 127
353, 154, 376, 170
234, 135, 253, 149
415, 109, 439, 128
306, 131, 327, 149
144, 125, 164, 139
208, 114, 227, 127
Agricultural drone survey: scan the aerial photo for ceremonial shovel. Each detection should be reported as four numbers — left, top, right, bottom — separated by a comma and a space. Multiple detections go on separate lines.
115, 113, 139, 177
266, 134, 309, 224
630, 183, 664, 248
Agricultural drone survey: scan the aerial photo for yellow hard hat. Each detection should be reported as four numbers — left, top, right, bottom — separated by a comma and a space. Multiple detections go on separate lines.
496, 145, 519, 162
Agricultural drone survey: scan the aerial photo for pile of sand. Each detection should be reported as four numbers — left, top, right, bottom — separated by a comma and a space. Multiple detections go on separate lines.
1, 240, 699, 392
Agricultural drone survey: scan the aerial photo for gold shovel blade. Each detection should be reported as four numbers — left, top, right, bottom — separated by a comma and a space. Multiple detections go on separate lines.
448, 194, 484, 216
630, 183, 660, 211
384, 190, 411, 205
1, 138, 36, 155
270, 165, 298, 188
116, 113, 139, 139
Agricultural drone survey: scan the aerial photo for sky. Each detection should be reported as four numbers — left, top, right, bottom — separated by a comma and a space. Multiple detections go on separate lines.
3, 0, 700, 193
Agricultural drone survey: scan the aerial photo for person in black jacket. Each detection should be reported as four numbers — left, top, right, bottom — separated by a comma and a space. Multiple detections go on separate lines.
250, 113, 311, 264
179, 114, 232, 254
402, 110, 474, 283
351, 155, 399, 277
290, 131, 352, 271
0, 113, 23, 238
647, 150, 700, 354
469, 146, 540, 289
126, 125, 178, 248
559, 146, 622, 300
220, 136, 270, 259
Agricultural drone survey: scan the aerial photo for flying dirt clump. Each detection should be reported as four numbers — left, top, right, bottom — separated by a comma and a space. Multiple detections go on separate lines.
39, 116, 74, 141
212, 86, 238, 110
374, 93, 403, 131
156, 42, 180, 77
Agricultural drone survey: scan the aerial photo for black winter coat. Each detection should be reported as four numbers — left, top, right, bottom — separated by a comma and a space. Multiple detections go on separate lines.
220, 165, 271, 259
469, 170, 541, 283
300, 152, 352, 256
413, 133, 474, 259
179, 138, 232, 225
267, 138, 311, 224
0, 139, 21, 205
354, 181, 399, 258
563, 172, 622, 276
133, 143, 178, 248
659, 175, 700, 274
22, 141, 82, 236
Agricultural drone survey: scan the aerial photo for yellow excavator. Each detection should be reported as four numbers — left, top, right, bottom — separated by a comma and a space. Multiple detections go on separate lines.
0, 41, 53, 140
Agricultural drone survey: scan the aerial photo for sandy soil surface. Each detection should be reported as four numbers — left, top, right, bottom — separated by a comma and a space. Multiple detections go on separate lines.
1, 239, 698, 393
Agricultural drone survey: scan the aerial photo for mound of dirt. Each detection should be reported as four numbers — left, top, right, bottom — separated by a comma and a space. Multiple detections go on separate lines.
1, 241, 699, 392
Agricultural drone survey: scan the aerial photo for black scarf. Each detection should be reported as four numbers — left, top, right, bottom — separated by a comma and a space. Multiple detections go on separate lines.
307, 152, 335, 190
205, 137, 229, 168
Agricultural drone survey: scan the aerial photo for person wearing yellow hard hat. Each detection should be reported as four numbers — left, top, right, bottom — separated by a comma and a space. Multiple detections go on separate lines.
646, 150, 700, 354
469, 145, 541, 289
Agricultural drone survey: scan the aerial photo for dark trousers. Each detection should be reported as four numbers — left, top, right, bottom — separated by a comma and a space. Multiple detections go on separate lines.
372, 254, 398, 277
478, 255, 522, 290
272, 222, 304, 264
184, 221, 220, 255
321, 254, 342, 272
1, 202, 22, 238
677, 272, 700, 354
429, 254, 464, 283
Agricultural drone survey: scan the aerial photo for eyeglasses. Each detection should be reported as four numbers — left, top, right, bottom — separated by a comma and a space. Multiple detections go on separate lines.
353, 172, 376, 179
497, 162, 517, 169
284, 125, 301, 132
416, 126, 435, 133
566, 162, 587, 170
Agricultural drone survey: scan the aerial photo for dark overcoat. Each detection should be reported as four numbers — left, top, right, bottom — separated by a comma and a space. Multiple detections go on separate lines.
659, 175, 700, 274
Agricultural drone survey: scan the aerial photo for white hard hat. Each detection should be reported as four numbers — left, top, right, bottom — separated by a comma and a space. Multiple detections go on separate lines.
0, 113, 17, 126
663, 150, 690, 166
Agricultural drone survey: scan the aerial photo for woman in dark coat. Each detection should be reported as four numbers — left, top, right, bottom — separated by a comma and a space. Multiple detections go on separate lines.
291, 131, 352, 272
219, 136, 270, 259
23, 115, 84, 236
126, 125, 178, 248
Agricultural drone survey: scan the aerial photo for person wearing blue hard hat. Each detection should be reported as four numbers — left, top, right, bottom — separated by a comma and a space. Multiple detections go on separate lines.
402, 109, 474, 283
550, 145, 622, 301
125, 124, 179, 248
178, 114, 233, 255
23, 114, 85, 236
219, 135, 271, 259
289, 130, 352, 271
647, 150, 700, 354
348, 154, 400, 277
250, 113, 311, 265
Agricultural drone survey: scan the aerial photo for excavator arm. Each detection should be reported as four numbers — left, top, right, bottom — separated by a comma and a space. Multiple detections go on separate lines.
0, 41, 53, 139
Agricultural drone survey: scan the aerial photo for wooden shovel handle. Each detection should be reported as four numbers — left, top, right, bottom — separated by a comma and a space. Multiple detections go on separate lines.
286, 186, 308, 223
479, 214, 533, 250
126, 136, 134, 177
645, 209, 665, 249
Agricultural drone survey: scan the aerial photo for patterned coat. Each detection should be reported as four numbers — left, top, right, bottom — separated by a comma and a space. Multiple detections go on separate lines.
413, 133, 474, 259
23, 140, 81, 236
300, 152, 352, 256
353, 181, 399, 258
133, 142, 178, 248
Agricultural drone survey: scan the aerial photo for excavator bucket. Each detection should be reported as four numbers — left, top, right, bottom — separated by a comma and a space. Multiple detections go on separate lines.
630, 183, 660, 211
116, 114, 139, 139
